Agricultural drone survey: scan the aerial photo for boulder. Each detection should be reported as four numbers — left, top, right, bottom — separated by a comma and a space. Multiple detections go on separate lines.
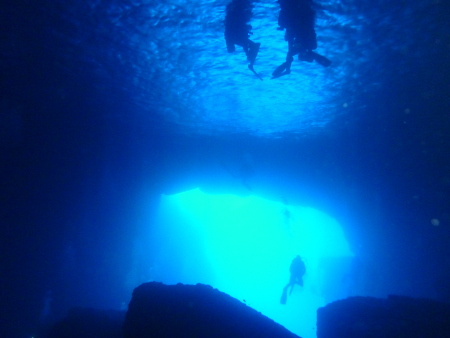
124, 282, 300, 338
317, 295, 450, 338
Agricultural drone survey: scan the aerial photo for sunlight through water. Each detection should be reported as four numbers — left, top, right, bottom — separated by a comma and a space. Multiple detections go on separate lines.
152, 188, 354, 337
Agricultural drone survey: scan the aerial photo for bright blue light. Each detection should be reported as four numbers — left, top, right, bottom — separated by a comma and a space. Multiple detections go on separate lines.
153, 188, 353, 338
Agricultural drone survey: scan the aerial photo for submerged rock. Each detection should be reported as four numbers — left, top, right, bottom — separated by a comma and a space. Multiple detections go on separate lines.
123, 282, 300, 338
317, 295, 450, 338
48, 307, 125, 338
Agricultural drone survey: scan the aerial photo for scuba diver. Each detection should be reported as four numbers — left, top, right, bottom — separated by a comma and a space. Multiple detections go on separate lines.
280, 255, 306, 304
225, 0, 262, 80
272, 0, 331, 78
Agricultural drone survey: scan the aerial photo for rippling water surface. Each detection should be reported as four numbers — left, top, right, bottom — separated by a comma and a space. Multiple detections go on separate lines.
42, 0, 445, 136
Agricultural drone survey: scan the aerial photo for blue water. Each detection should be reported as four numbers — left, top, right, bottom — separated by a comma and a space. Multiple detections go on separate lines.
2, 0, 450, 337
150, 189, 353, 337
41, 0, 444, 136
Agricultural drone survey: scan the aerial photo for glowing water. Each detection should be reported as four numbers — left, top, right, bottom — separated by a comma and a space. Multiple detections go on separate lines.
152, 188, 353, 337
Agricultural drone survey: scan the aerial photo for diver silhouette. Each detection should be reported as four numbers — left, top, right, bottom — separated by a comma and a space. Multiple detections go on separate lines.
272, 0, 331, 78
280, 255, 306, 304
225, 0, 262, 80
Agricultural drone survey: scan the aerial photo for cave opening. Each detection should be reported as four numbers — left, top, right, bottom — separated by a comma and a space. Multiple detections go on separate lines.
148, 188, 354, 338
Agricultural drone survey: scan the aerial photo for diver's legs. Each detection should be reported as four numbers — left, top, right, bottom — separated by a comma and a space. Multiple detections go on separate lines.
285, 53, 293, 73
297, 50, 331, 67
280, 285, 289, 304
289, 283, 295, 295
246, 40, 260, 65
289, 276, 296, 295
243, 40, 262, 80
272, 54, 293, 79
298, 50, 314, 62
226, 40, 236, 53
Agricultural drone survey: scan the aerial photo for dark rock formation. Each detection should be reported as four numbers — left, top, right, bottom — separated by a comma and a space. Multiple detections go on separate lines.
47, 307, 125, 338
123, 282, 300, 338
317, 295, 450, 338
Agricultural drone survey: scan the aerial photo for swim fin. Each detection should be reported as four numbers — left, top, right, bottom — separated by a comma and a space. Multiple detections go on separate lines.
272, 62, 290, 79
311, 52, 331, 67
247, 42, 260, 64
298, 51, 314, 62
280, 287, 288, 304
248, 64, 263, 81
